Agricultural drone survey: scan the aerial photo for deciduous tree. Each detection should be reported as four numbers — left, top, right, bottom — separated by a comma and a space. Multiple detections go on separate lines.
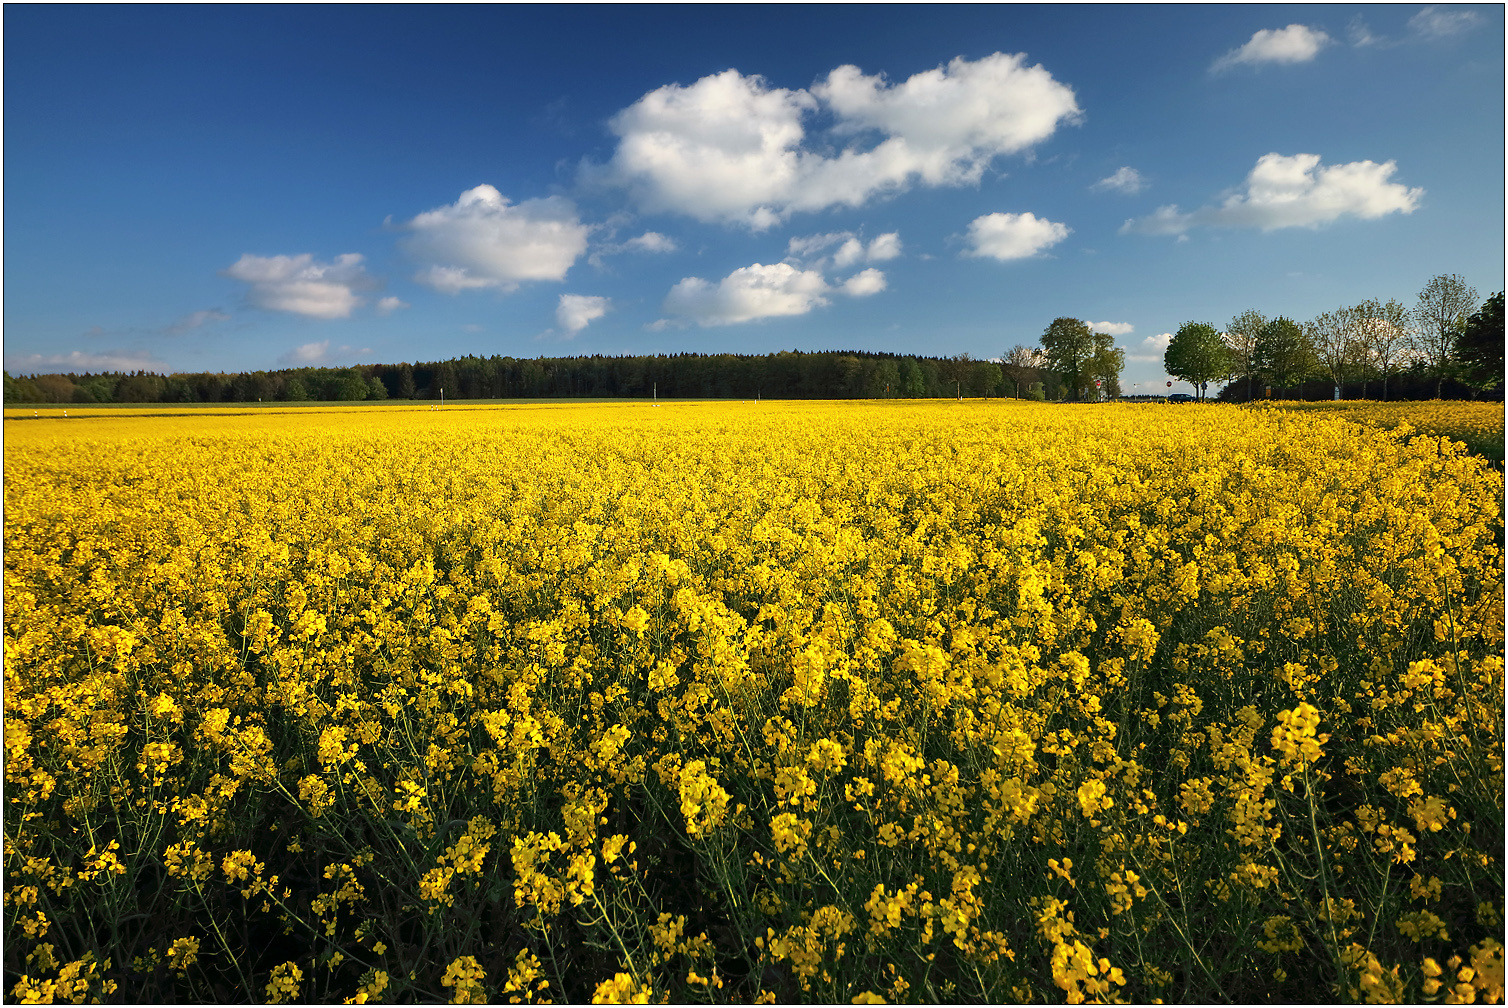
1163, 321, 1230, 400
1040, 318, 1120, 401
1351, 298, 1412, 400
1306, 305, 1367, 400
1411, 273, 1478, 398
1224, 310, 1267, 401
1252, 316, 1320, 398
1000, 344, 1044, 398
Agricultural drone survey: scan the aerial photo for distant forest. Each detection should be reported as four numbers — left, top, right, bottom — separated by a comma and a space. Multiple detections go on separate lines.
4, 351, 1019, 404
1, 347, 1491, 405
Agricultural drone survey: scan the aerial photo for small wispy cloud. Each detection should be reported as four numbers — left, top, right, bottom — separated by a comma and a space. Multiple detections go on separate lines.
1409, 5, 1481, 40
785, 231, 902, 271
1211, 24, 1331, 72
588, 230, 680, 267
164, 309, 230, 335
275, 341, 373, 367
1090, 167, 1146, 195
7, 349, 166, 373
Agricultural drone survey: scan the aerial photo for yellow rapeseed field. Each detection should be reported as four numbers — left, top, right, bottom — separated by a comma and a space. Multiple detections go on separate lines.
1256, 401, 1505, 464
4, 400, 1503, 1004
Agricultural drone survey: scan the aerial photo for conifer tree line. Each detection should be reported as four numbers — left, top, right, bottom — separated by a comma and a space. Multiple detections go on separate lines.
6, 276, 1500, 405
3, 350, 1011, 405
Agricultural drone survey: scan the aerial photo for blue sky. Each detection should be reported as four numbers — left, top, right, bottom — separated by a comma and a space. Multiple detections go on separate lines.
5, 4, 1502, 393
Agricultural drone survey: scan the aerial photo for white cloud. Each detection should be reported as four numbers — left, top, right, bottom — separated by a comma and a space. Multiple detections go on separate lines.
787, 230, 902, 271
622, 231, 679, 253
1122, 153, 1423, 235
787, 231, 849, 262
1212, 24, 1331, 72
592, 53, 1080, 227
840, 268, 887, 297
557, 294, 611, 335
376, 296, 409, 315
1090, 167, 1146, 195
164, 309, 229, 335
1123, 333, 1173, 362
281, 341, 331, 365
588, 230, 680, 267
1348, 17, 1386, 47
1409, 6, 1481, 39
832, 237, 867, 270
1346, 8, 1479, 48
661, 262, 831, 326
402, 185, 589, 293
865, 232, 902, 261
223, 253, 372, 319
1085, 320, 1135, 336
8, 349, 165, 373
276, 341, 372, 367
963, 212, 1071, 260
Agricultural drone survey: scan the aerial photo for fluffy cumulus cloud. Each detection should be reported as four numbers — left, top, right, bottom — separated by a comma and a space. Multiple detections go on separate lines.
223, 253, 373, 319
840, 268, 887, 297
662, 263, 830, 326
1122, 153, 1423, 236
592, 53, 1080, 228
1085, 320, 1135, 336
659, 259, 885, 327
402, 185, 589, 293
1091, 167, 1146, 195
557, 294, 611, 335
1212, 24, 1332, 71
963, 212, 1071, 260
376, 296, 409, 315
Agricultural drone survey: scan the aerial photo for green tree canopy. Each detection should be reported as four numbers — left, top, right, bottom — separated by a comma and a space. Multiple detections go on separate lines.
1224, 310, 1267, 400
1091, 343, 1125, 399
1163, 321, 1230, 399
1252, 316, 1320, 397
1457, 291, 1504, 394
1040, 318, 1120, 401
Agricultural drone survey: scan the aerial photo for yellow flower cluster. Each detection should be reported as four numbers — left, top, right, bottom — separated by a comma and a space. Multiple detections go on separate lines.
3, 399, 1501, 1003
